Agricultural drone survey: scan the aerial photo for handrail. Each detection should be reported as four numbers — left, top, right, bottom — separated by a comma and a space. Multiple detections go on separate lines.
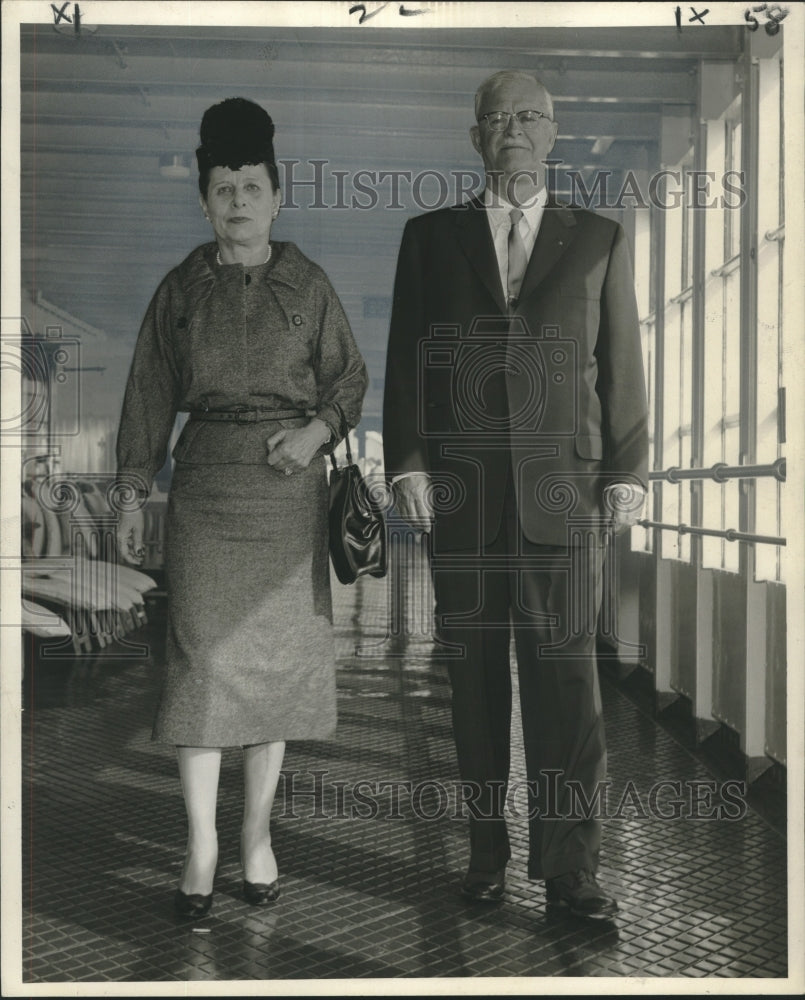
648, 458, 785, 483
638, 520, 785, 546
710, 252, 740, 278
668, 285, 693, 306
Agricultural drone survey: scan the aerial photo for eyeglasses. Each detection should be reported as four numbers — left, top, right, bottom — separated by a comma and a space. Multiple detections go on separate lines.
478, 110, 554, 131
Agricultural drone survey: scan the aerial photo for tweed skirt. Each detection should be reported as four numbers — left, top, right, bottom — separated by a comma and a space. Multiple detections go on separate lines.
152, 455, 336, 746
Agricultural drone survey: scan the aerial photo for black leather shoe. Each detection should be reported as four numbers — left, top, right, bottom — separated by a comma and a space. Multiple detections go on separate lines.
243, 879, 280, 906
545, 870, 618, 919
174, 888, 213, 919
460, 867, 505, 902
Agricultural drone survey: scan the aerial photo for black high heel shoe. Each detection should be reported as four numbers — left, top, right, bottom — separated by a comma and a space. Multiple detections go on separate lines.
243, 879, 280, 906
174, 888, 213, 919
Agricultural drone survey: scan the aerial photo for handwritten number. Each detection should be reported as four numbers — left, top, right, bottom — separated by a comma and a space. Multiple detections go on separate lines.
51, 2, 71, 23
349, 1, 429, 22
349, 1, 390, 23
744, 3, 789, 34
763, 4, 789, 34
673, 6, 710, 26
51, 1, 81, 30
349, 3, 367, 24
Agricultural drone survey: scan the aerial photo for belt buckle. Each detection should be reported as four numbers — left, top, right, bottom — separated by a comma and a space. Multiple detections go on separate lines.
234, 406, 250, 425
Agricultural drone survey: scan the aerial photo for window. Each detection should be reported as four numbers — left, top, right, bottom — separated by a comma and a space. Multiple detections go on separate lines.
753, 53, 785, 582
632, 207, 653, 554
660, 154, 695, 562
701, 101, 743, 573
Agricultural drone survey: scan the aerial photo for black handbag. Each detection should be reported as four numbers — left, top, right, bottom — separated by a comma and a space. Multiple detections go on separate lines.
328, 439, 387, 585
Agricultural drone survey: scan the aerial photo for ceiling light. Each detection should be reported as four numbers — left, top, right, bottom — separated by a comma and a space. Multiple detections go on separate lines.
159, 154, 191, 179
591, 137, 615, 156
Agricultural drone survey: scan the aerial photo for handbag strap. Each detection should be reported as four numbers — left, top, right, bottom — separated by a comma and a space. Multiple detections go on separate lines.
330, 434, 354, 471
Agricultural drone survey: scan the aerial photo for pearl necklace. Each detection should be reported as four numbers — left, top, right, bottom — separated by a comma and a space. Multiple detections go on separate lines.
217, 244, 272, 267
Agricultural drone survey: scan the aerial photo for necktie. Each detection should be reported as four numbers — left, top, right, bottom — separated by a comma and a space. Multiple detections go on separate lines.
507, 208, 528, 307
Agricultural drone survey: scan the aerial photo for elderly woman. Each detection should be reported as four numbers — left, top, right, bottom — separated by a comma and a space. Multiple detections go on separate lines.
115, 97, 367, 919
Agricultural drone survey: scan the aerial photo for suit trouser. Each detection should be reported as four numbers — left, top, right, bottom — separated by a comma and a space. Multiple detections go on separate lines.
431, 479, 607, 881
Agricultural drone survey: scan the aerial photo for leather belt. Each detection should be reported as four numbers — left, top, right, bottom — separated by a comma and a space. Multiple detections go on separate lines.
189, 407, 316, 425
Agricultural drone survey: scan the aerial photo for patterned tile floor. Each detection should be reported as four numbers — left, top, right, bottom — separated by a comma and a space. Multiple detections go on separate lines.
18, 571, 789, 985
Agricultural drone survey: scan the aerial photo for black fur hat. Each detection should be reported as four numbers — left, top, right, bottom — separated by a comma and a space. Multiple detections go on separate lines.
195, 97, 276, 174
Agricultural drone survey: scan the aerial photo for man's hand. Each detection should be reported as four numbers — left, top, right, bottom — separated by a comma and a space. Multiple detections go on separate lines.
116, 509, 146, 565
266, 418, 331, 474
603, 482, 647, 535
392, 472, 434, 532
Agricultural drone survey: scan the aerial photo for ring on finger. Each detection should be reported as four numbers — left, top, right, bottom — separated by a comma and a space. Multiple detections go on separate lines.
284, 467, 293, 476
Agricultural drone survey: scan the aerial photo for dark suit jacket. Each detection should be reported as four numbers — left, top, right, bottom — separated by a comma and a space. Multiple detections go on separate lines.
383, 197, 649, 551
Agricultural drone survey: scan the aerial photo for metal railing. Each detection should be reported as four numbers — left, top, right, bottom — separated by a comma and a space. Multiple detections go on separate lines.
648, 458, 785, 483
638, 520, 785, 546
710, 251, 741, 278
644, 457, 786, 545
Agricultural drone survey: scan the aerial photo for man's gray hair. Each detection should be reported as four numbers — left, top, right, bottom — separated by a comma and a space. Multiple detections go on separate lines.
474, 71, 554, 121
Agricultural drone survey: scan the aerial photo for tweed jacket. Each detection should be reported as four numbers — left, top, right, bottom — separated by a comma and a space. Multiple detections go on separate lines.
117, 241, 368, 491
383, 198, 649, 550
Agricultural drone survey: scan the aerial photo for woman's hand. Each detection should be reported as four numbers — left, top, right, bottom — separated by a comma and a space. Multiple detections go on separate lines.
116, 509, 146, 565
266, 418, 331, 475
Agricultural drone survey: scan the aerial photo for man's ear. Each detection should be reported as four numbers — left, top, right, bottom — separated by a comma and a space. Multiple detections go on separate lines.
547, 120, 559, 155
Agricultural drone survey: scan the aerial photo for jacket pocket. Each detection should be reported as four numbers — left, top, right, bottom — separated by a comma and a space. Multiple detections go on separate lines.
574, 433, 603, 460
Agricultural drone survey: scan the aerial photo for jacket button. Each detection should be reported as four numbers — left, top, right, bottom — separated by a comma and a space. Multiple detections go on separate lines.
292, 314, 303, 326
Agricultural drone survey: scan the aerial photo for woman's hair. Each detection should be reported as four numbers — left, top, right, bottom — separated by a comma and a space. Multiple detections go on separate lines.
196, 97, 280, 197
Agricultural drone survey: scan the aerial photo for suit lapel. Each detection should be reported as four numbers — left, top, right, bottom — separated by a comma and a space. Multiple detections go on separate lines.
517, 201, 578, 307
453, 198, 507, 313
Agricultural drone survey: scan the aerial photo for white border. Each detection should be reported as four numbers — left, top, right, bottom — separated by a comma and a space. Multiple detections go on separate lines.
1, 1, 802, 996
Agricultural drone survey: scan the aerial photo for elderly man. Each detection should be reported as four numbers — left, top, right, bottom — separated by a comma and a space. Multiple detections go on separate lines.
383, 71, 648, 919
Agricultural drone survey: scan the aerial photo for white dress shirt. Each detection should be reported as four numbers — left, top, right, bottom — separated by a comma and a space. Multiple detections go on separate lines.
483, 185, 547, 298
